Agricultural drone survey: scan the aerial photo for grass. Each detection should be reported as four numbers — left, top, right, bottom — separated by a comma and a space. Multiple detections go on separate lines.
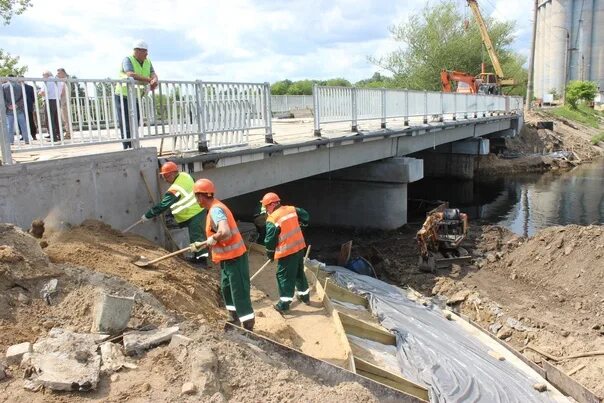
591, 132, 604, 145
547, 104, 602, 128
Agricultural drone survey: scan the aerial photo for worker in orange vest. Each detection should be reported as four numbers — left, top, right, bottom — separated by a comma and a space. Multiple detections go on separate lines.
191, 178, 254, 330
261, 192, 310, 313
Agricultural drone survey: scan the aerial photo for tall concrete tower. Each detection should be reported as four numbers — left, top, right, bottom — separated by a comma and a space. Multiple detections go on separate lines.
534, 0, 604, 99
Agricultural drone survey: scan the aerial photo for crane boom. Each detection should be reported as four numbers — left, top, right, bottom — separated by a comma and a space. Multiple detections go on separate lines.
467, 0, 505, 79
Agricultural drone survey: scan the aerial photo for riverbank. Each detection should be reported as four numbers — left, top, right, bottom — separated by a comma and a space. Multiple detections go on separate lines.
477, 109, 604, 176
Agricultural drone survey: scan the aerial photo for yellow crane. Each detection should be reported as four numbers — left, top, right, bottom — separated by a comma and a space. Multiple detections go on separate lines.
467, 0, 516, 87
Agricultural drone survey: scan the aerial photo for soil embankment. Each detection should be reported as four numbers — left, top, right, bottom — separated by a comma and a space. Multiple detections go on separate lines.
0, 221, 379, 402
312, 223, 604, 398
476, 109, 604, 176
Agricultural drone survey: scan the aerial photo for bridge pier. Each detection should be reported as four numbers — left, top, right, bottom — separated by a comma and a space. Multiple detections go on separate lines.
417, 138, 489, 180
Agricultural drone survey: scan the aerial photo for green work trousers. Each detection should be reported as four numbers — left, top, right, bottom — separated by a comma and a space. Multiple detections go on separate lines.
182, 210, 207, 258
220, 252, 254, 322
275, 249, 310, 310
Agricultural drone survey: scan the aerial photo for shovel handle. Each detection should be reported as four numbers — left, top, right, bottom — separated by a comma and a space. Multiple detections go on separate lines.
146, 240, 208, 265
123, 219, 143, 233
250, 259, 272, 282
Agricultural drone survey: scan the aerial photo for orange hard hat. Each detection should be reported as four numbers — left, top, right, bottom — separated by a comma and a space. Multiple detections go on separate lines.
260, 192, 280, 206
160, 161, 178, 176
193, 178, 215, 195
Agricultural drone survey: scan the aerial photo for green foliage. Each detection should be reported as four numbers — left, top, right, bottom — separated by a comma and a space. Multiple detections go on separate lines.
323, 78, 352, 87
355, 72, 394, 88
0, 0, 31, 25
270, 78, 351, 95
548, 104, 601, 128
370, 1, 527, 94
565, 80, 598, 109
591, 132, 604, 145
0, 48, 27, 76
271, 79, 292, 95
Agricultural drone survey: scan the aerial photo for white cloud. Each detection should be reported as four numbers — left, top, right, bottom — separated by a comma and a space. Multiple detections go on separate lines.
1, 0, 531, 83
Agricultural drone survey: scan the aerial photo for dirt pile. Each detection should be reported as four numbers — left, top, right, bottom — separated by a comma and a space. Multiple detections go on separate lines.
43, 219, 222, 321
431, 224, 604, 397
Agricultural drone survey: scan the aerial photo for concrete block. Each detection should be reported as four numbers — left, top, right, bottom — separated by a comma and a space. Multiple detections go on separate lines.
169, 334, 193, 349
24, 352, 101, 392
123, 326, 179, 355
91, 293, 135, 335
6, 342, 32, 365
181, 382, 198, 395
190, 346, 219, 395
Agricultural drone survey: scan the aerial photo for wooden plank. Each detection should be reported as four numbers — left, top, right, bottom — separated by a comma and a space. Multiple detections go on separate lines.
247, 242, 266, 254
338, 240, 352, 266
305, 266, 356, 372
224, 323, 426, 402
355, 357, 429, 402
325, 280, 369, 308
339, 312, 396, 346
543, 361, 601, 403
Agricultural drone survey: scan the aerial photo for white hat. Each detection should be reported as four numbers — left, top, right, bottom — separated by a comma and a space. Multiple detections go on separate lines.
133, 40, 148, 50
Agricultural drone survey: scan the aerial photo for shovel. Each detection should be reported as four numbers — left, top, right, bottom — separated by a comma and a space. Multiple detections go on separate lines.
122, 218, 144, 234
134, 241, 207, 267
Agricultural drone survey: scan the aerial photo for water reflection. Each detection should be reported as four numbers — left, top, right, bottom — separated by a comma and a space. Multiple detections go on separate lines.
409, 159, 604, 237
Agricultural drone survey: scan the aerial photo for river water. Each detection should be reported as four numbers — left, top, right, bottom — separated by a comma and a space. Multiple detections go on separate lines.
409, 159, 604, 237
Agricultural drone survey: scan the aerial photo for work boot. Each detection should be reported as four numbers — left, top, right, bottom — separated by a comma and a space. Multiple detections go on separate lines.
296, 294, 310, 305
242, 318, 255, 331
273, 302, 289, 314
227, 311, 240, 326
189, 256, 208, 269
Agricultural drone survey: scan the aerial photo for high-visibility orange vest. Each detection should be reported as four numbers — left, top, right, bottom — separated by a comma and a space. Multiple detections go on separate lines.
267, 205, 306, 259
205, 199, 247, 263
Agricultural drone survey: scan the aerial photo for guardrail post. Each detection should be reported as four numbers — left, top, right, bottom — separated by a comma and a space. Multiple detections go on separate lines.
351, 87, 358, 132
380, 89, 386, 129
453, 93, 457, 121
439, 92, 444, 122
313, 84, 321, 136
195, 80, 208, 152
264, 82, 274, 144
404, 91, 409, 126
423, 91, 428, 124
0, 92, 12, 165
126, 78, 140, 149
474, 95, 478, 118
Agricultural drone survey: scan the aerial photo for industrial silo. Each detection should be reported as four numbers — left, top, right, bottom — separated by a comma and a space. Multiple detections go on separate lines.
534, 0, 604, 100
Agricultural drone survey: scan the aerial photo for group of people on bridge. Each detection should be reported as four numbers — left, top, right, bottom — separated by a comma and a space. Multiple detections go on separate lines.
141, 161, 311, 331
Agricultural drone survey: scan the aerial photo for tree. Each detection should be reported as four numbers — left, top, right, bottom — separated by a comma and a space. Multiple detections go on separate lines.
370, 1, 527, 95
271, 79, 292, 95
565, 80, 598, 109
0, 0, 31, 25
0, 49, 26, 76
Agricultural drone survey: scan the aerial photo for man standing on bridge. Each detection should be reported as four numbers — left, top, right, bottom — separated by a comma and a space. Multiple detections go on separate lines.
141, 161, 208, 266
192, 178, 255, 331
261, 192, 310, 313
116, 40, 158, 149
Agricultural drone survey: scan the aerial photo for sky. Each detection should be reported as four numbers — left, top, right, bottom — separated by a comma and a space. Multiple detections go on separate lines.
1, 0, 533, 84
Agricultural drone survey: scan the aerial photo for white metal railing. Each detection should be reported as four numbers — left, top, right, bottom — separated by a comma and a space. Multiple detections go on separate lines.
0, 77, 273, 165
271, 95, 313, 114
312, 84, 523, 134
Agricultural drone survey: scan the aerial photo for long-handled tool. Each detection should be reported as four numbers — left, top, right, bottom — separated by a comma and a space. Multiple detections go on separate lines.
250, 259, 272, 282
122, 219, 143, 234
140, 170, 178, 249
133, 241, 207, 267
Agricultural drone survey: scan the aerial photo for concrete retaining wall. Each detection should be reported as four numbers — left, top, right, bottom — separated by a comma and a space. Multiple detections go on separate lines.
0, 148, 163, 243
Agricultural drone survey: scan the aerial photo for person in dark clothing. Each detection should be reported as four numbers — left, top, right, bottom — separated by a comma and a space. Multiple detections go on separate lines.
19, 82, 37, 140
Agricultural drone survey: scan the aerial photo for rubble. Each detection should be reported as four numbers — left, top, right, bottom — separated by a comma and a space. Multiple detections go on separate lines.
100, 342, 137, 373
91, 292, 135, 334
5, 342, 32, 365
123, 326, 179, 355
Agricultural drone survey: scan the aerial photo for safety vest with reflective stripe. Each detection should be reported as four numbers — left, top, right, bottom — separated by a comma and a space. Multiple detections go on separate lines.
167, 172, 202, 223
267, 205, 306, 259
116, 56, 152, 96
205, 199, 247, 263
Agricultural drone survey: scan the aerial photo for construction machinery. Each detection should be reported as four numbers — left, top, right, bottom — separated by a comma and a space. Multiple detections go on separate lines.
417, 203, 471, 272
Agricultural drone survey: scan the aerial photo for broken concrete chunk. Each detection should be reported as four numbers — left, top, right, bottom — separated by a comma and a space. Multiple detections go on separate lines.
169, 334, 193, 349
91, 293, 135, 335
181, 382, 198, 395
0, 362, 7, 380
506, 317, 528, 332
123, 326, 179, 355
40, 279, 58, 305
100, 342, 137, 373
6, 342, 32, 365
24, 351, 101, 392
489, 322, 503, 334
496, 327, 513, 340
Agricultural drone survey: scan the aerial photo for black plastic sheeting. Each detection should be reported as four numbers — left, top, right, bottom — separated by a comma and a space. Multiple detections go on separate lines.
324, 266, 563, 403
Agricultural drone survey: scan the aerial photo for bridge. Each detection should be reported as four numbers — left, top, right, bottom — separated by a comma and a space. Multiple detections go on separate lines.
0, 76, 523, 240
